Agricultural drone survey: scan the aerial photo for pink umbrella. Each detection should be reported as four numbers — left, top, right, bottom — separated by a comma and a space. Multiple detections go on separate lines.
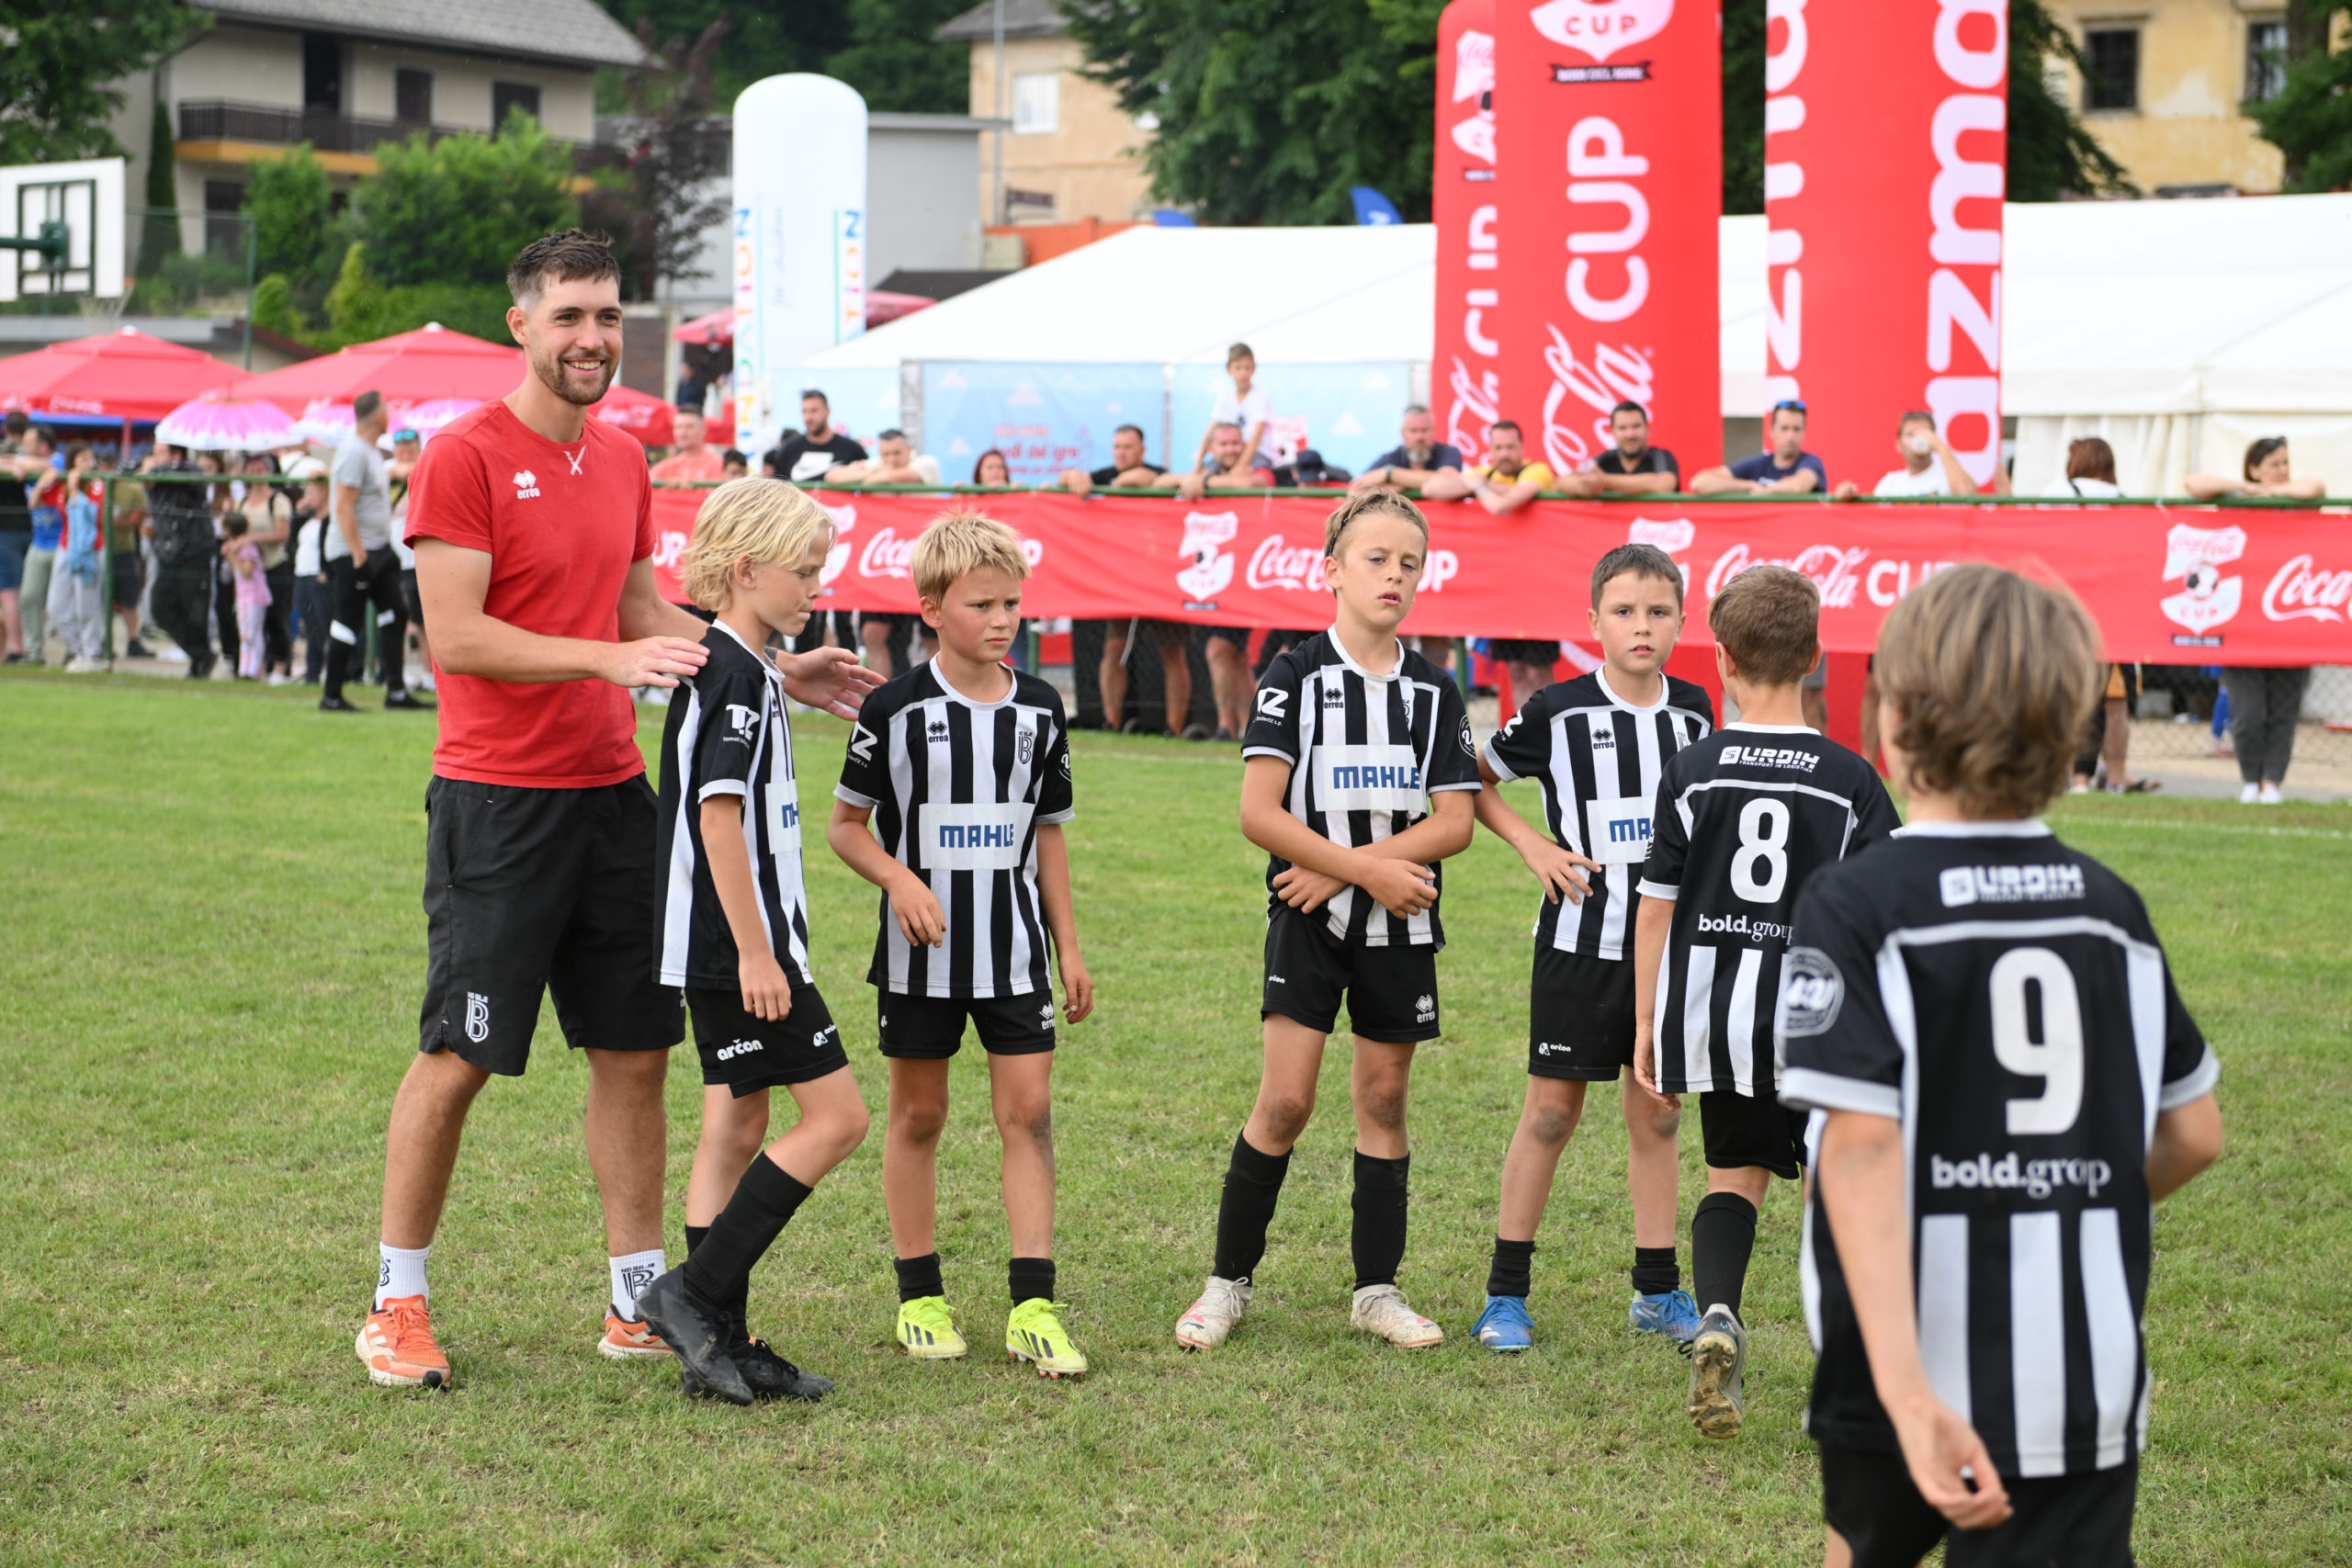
153, 391, 303, 452
401, 397, 481, 439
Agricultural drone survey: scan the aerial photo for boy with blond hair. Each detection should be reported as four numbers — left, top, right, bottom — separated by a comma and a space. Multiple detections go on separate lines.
1785, 566, 2221, 1567
1174, 490, 1482, 1352
828, 510, 1096, 1377
1633, 565, 1900, 1438
635, 479, 872, 1405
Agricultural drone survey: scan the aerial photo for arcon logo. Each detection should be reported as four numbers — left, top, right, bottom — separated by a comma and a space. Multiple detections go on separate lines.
1529, 0, 1673, 59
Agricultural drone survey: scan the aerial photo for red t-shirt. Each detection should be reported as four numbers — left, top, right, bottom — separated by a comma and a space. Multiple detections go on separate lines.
406, 400, 654, 788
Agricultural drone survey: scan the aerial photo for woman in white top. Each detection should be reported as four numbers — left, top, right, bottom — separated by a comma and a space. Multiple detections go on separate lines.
2048, 434, 2124, 500
2184, 435, 2324, 502
2051, 440, 2154, 794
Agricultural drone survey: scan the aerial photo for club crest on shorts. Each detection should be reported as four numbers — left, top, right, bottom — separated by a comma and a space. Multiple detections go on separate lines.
464, 991, 492, 1043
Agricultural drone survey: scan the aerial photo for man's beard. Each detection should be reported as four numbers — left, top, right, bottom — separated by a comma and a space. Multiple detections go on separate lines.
530, 342, 617, 407
1404, 445, 1431, 467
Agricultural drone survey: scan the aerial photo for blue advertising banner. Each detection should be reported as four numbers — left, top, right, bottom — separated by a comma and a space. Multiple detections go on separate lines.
922, 363, 1166, 486
1169, 362, 1414, 478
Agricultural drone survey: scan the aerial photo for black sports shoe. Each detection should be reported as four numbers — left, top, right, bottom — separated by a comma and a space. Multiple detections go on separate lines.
318, 695, 363, 712
637, 1269, 752, 1405
382, 690, 435, 710
727, 1318, 832, 1402
123, 639, 153, 659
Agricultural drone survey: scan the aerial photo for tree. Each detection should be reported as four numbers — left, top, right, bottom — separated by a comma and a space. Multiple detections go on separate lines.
0, 1, 201, 167
1063, 0, 1442, 224
136, 98, 177, 276
592, 0, 850, 109
352, 111, 577, 288
581, 17, 732, 300
2252, 3, 2352, 191
821, 0, 974, 114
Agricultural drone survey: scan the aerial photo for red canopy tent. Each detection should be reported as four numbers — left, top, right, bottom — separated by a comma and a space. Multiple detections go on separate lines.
232, 321, 675, 446
0, 327, 243, 425
670, 289, 934, 344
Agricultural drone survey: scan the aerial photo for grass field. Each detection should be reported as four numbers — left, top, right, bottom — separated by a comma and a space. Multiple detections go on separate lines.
3, 669, 2348, 1567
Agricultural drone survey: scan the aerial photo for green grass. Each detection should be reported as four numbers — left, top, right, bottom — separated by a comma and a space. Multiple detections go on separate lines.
1, 670, 2347, 1566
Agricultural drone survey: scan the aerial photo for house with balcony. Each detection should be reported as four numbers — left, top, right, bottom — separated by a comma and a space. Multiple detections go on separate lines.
104, 0, 643, 256
936, 0, 1154, 231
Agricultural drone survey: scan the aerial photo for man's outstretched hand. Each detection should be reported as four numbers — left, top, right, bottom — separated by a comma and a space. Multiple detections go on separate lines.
775, 644, 887, 718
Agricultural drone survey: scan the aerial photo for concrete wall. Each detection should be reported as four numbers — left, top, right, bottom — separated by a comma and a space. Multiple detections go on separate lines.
967, 35, 1153, 224
170, 24, 306, 108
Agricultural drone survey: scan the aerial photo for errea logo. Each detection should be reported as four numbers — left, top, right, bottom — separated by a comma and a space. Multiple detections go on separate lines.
513, 469, 541, 500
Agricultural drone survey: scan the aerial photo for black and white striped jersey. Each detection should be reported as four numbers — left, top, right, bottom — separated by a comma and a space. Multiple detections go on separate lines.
1779, 820, 2219, 1479
656, 621, 811, 987
1483, 669, 1713, 961
1241, 629, 1482, 947
1639, 725, 1899, 1096
834, 661, 1074, 998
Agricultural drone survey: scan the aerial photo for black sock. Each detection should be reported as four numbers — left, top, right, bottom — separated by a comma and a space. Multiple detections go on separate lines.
680, 1153, 811, 1310
1632, 1245, 1680, 1297
1211, 1132, 1291, 1283
1009, 1257, 1057, 1304
1351, 1150, 1410, 1291
684, 1224, 709, 1257
1691, 1191, 1759, 1324
895, 1251, 945, 1303
1487, 1237, 1535, 1299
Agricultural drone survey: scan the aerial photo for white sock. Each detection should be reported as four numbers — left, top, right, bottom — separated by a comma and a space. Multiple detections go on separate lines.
377, 1243, 430, 1309
610, 1249, 665, 1320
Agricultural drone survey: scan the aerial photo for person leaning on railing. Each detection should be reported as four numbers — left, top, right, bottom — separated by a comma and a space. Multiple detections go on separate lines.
2188, 437, 2326, 804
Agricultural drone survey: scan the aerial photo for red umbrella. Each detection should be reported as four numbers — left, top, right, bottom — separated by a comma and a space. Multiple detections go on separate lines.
0, 327, 243, 423
669, 290, 933, 344
233, 321, 675, 447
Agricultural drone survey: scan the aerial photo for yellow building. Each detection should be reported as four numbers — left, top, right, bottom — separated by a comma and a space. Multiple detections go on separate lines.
2050, 1, 2349, 194
937, 0, 1156, 228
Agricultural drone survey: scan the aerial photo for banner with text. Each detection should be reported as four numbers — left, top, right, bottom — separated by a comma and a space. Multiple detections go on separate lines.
1763, 0, 2006, 487
920, 362, 1165, 487
1496, 0, 1718, 477
650, 489, 2349, 665
1434, 0, 1499, 466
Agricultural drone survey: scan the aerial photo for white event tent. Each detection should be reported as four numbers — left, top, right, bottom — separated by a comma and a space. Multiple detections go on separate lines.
801, 192, 2352, 493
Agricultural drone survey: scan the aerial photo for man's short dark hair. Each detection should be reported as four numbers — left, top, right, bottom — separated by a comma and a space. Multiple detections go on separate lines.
1489, 419, 1522, 438
674, 403, 704, 417
353, 389, 384, 421
1589, 542, 1684, 609
1611, 400, 1647, 422
1114, 423, 1145, 442
1896, 409, 1936, 432
800, 389, 830, 408
2, 412, 25, 438
877, 427, 907, 443
506, 228, 620, 305
721, 448, 747, 465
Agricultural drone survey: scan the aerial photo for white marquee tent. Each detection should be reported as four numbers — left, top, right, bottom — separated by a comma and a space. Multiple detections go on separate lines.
802, 193, 2352, 492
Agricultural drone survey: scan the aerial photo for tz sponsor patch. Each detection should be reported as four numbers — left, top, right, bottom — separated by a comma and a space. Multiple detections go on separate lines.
1775, 947, 1843, 1037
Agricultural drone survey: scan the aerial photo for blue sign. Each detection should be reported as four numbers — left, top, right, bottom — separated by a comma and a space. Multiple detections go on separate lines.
922, 363, 1166, 487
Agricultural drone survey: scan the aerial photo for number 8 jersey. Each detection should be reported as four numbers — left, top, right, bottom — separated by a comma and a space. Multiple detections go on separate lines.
1637, 723, 1900, 1097
1778, 820, 2218, 1479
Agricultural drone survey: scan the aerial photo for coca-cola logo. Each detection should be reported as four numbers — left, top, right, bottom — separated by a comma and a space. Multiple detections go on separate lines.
861, 525, 916, 580
1705, 542, 1870, 608
1248, 535, 1324, 593
2159, 523, 2245, 635
2263, 555, 2352, 624
1627, 517, 1693, 552
1529, 0, 1673, 61
1178, 511, 1238, 602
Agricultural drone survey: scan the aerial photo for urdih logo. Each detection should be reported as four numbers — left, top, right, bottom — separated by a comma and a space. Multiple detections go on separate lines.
464, 991, 491, 1043
513, 469, 540, 500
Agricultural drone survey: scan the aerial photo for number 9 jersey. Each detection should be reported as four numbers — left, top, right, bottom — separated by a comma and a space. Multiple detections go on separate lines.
1637, 724, 1901, 1098
1777, 819, 2218, 1480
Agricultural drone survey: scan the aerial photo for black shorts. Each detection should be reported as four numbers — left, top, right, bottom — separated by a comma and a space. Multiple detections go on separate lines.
877, 989, 1057, 1058
1821, 1445, 2137, 1568
110, 550, 143, 611
1701, 1089, 1810, 1179
1488, 638, 1559, 668
687, 981, 849, 1095
401, 568, 424, 628
1200, 624, 1250, 649
1528, 947, 1635, 1079
418, 775, 684, 1076
1261, 905, 1441, 1043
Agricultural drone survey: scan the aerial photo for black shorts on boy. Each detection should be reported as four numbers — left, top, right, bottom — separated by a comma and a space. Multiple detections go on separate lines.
418, 775, 684, 1076
876, 991, 1057, 1059
688, 981, 849, 1095
1526, 947, 1634, 1078
1261, 904, 1442, 1043
1821, 1444, 2138, 1568
1699, 1090, 1809, 1180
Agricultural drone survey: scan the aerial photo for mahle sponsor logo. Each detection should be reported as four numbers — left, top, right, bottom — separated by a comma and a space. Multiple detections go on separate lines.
1930, 1152, 2112, 1201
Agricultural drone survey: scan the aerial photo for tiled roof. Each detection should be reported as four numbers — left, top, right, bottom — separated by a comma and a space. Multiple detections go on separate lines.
207, 0, 646, 69
936, 0, 1067, 44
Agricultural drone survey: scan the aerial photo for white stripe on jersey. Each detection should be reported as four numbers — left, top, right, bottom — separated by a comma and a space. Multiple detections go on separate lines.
1917, 1213, 1973, 1423
2079, 1208, 2139, 1469
658, 694, 704, 984
2009, 1211, 2068, 1476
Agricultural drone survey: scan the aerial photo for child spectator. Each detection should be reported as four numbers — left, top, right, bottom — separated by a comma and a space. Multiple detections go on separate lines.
51, 444, 107, 671
220, 511, 272, 681
290, 476, 332, 683
1783, 563, 2222, 1565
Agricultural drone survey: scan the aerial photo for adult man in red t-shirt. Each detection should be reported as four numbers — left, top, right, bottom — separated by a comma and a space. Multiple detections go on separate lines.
356, 231, 879, 1391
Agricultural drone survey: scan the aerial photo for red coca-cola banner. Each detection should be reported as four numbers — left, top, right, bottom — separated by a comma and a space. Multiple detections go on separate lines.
1495, 0, 1719, 475
1764, 0, 2006, 489
650, 489, 2346, 665
1434, 0, 1500, 465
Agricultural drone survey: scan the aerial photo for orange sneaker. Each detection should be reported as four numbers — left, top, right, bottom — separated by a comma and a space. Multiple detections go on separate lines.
599, 1312, 673, 1360
356, 1295, 451, 1389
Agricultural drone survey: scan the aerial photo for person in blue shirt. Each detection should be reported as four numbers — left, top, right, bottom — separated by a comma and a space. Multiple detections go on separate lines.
1690, 400, 1828, 495
1351, 405, 1465, 495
